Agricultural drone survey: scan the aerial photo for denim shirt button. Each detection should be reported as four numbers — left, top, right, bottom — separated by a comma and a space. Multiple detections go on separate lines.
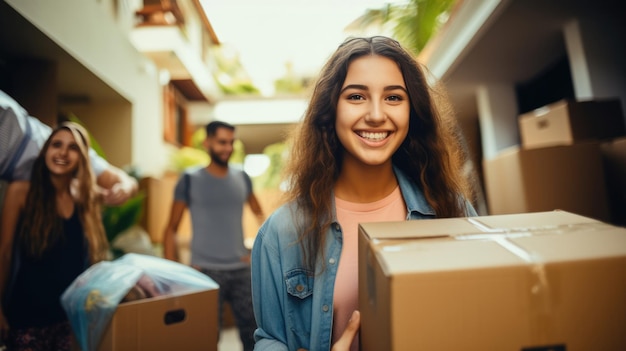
322, 305, 329, 312
329, 258, 336, 265
296, 284, 304, 292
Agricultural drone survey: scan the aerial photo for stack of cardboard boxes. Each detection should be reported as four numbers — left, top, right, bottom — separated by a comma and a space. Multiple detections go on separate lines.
359, 101, 626, 349
482, 99, 626, 223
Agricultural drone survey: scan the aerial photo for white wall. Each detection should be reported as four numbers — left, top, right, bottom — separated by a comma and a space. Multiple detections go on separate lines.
564, 17, 626, 124
476, 84, 520, 159
7, 0, 170, 177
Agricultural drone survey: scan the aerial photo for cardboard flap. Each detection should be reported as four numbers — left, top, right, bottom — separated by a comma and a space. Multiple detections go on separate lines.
471, 210, 600, 231
378, 239, 526, 274
360, 211, 621, 276
359, 218, 481, 240
361, 210, 602, 242
511, 227, 626, 262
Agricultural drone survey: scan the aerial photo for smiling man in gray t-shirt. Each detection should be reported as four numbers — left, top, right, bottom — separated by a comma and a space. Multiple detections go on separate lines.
163, 121, 264, 351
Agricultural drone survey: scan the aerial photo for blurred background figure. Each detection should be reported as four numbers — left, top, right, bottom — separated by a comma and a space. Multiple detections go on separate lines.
0, 122, 109, 350
163, 121, 264, 351
0, 89, 137, 207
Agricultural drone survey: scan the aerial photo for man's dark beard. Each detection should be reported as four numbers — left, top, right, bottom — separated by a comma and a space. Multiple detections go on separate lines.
209, 149, 229, 167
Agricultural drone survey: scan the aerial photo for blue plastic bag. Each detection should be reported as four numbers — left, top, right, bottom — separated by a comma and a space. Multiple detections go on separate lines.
61, 253, 218, 351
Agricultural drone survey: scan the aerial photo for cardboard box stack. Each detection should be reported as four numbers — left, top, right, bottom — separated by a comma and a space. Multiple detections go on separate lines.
482, 142, 610, 221
517, 99, 625, 149
358, 211, 626, 351
483, 99, 626, 222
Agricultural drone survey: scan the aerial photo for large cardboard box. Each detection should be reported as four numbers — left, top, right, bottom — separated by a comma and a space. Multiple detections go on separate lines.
358, 211, 626, 351
139, 174, 192, 245
518, 99, 625, 149
482, 142, 610, 221
97, 288, 219, 351
601, 137, 626, 225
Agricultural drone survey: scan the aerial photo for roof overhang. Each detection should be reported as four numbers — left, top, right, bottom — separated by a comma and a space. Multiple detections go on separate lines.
417, 0, 618, 121
130, 26, 222, 102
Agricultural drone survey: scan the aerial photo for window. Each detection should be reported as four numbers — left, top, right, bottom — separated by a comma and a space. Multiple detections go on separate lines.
163, 84, 191, 146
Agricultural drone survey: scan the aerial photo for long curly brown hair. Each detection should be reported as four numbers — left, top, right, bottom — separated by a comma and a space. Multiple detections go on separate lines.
18, 122, 108, 264
284, 36, 473, 269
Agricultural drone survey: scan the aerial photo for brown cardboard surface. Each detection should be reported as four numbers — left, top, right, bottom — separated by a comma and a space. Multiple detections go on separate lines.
482, 142, 610, 221
471, 209, 599, 229
519, 99, 625, 149
97, 288, 218, 351
139, 174, 192, 244
601, 137, 626, 225
359, 211, 626, 351
357, 218, 480, 239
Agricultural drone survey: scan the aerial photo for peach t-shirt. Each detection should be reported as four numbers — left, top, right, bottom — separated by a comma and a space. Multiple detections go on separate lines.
332, 186, 406, 351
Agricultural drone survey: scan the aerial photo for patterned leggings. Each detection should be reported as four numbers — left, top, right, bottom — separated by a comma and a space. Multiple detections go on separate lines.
6, 321, 72, 351
200, 267, 256, 351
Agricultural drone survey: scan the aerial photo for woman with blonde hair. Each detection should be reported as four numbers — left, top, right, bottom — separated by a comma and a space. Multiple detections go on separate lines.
251, 36, 477, 351
0, 122, 108, 350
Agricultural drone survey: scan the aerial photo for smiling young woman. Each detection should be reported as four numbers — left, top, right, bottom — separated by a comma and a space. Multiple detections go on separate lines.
45, 129, 82, 178
334, 54, 411, 203
251, 36, 477, 351
0, 122, 108, 350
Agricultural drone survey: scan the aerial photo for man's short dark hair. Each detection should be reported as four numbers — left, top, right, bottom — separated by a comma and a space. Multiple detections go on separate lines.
205, 120, 235, 137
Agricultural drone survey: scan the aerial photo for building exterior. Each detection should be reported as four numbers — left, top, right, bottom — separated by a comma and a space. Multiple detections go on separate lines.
419, 0, 625, 221
419, 0, 625, 160
1, 0, 222, 177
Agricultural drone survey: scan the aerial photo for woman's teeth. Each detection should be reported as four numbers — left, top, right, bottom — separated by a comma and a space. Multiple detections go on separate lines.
357, 131, 389, 141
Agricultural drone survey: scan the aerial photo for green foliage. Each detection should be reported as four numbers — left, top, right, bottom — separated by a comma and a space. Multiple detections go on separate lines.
168, 128, 245, 172
396, 0, 456, 54
169, 146, 210, 172
231, 139, 246, 165
274, 77, 306, 95
190, 126, 206, 149
212, 44, 261, 95
219, 82, 260, 95
102, 191, 146, 243
252, 142, 288, 190
274, 62, 307, 94
66, 113, 107, 158
357, 5, 394, 28
354, 0, 457, 55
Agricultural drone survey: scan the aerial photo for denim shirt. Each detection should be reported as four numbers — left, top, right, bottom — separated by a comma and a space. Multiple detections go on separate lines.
251, 167, 477, 351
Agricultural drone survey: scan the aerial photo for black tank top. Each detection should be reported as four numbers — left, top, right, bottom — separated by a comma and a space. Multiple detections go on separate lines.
6, 210, 89, 328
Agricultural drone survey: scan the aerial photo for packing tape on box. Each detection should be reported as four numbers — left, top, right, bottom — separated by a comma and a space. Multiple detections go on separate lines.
376, 219, 610, 316
454, 231, 551, 316
460, 219, 612, 340
463, 217, 551, 314
372, 218, 613, 342
457, 219, 610, 314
